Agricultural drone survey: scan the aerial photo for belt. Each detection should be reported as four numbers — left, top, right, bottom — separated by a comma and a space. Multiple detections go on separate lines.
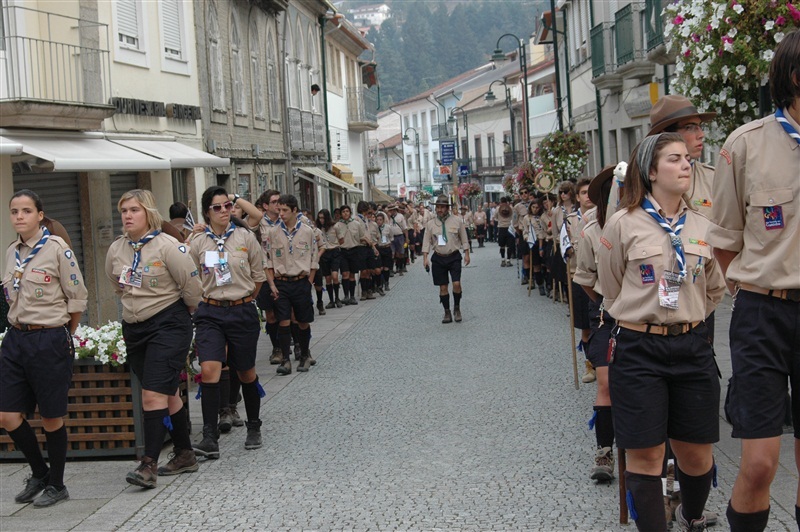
13, 324, 63, 332
274, 274, 308, 282
202, 296, 254, 307
617, 320, 702, 337
738, 282, 800, 302
434, 251, 459, 257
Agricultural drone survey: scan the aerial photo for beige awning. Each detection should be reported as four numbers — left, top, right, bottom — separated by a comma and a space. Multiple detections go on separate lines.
299, 167, 362, 195
332, 164, 355, 184
370, 186, 394, 204
109, 139, 230, 168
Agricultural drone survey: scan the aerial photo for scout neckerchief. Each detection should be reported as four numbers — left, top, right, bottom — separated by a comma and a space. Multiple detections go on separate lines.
14, 227, 51, 291
775, 108, 800, 145
642, 197, 688, 280
357, 213, 369, 228
527, 217, 537, 249
437, 213, 449, 243
263, 212, 279, 227
278, 217, 303, 254
206, 223, 235, 253
129, 230, 160, 275
576, 208, 583, 223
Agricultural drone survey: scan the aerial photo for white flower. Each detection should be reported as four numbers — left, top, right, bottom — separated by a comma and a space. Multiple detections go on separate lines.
739, 102, 749, 111
735, 65, 746, 76
762, 50, 774, 62
765, 20, 775, 31
732, 3, 743, 14
721, 65, 730, 78
724, 40, 734, 52
728, 28, 738, 38
727, 98, 737, 107
775, 32, 785, 43
690, 86, 702, 97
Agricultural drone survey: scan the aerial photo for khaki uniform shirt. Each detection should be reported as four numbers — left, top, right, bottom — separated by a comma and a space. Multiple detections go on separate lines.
3, 230, 87, 327
188, 226, 266, 300
323, 224, 344, 250
513, 202, 529, 230
574, 220, 603, 295
598, 196, 726, 324
495, 205, 513, 228
688, 162, 715, 218
565, 209, 592, 274
706, 112, 800, 289
367, 220, 380, 246
376, 223, 393, 246
422, 215, 469, 255
106, 232, 202, 323
540, 210, 553, 241
390, 213, 407, 237
474, 211, 487, 225
336, 219, 366, 249
265, 222, 319, 277
258, 214, 281, 257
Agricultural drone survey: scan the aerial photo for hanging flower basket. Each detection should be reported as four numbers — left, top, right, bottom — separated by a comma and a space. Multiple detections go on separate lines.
502, 174, 516, 195
457, 182, 482, 198
533, 131, 589, 182
416, 190, 432, 201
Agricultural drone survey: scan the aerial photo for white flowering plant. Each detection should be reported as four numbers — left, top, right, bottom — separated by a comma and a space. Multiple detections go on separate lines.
665, 0, 800, 142
73, 322, 127, 367
533, 132, 589, 182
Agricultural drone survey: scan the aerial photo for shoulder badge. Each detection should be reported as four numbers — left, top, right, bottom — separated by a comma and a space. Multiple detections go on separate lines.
719, 149, 731, 165
64, 250, 72, 259
178, 245, 187, 253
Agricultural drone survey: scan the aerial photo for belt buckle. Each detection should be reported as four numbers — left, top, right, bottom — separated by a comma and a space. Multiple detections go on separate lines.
667, 324, 684, 336
18, 324, 29, 332
786, 289, 800, 302
219, 300, 232, 308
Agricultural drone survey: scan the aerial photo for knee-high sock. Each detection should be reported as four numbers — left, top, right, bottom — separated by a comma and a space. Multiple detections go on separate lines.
535, 270, 544, 285
500, 248, 506, 259
229, 369, 241, 406
439, 294, 450, 311
298, 326, 311, 355
290, 322, 301, 347
326, 284, 334, 303
676, 464, 714, 522
218, 368, 230, 411
453, 291, 462, 308
7, 420, 48, 479
266, 321, 278, 348
168, 406, 192, 451
726, 501, 770, 532
199, 381, 220, 427
278, 325, 292, 361
240, 378, 262, 422
143, 408, 169, 461
333, 283, 341, 301
624, 471, 667, 531
594, 406, 614, 449
43, 425, 68, 488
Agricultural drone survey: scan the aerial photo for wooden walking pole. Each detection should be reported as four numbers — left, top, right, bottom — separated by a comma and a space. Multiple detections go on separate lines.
527, 250, 534, 296
567, 269, 579, 389
618, 448, 628, 524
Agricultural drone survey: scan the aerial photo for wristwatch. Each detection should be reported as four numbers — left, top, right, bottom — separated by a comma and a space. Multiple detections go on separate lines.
232, 194, 241, 203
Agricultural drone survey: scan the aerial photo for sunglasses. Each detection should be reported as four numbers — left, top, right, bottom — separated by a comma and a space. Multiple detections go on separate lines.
210, 201, 234, 213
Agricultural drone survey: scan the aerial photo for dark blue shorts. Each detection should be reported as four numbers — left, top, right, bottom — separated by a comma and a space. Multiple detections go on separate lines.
0, 325, 74, 418
194, 302, 260, 371
274, 279, 315, 325
431, 251, 462, 286
586, 299, 615, 368
319, 248, 341, 277
123, 300, 193, 396
378, 246, 393, 269
255, 282, 275, 312
341, 247, 363, 274
725, 289, 800, 439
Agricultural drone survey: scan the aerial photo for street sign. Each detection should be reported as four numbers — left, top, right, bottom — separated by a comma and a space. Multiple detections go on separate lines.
458, 165, 469, 177
432, 166, 452, 183
440, 140, 456, 166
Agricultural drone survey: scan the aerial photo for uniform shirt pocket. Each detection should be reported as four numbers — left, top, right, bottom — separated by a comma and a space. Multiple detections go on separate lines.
142, 263, 168, 289
748, 188, 794, 243
230, 251, 249, 273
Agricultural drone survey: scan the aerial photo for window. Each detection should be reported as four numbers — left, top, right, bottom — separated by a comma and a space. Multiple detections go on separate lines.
171, 170, 187, 204
159, 0, 189, 75
208, 3, 225, 112
250, 21, 265, 120
267, 30, 280, 125
230, 12, 247, 116
114, 0, 148, 67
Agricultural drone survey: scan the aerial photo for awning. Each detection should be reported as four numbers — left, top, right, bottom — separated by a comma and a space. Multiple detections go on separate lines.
0, 131, 169, 171
109, 139, 230, 168
332, 164, 355, 184
0, 138, 23, 155
299, 167, 363, 195
370, 186, 394, 204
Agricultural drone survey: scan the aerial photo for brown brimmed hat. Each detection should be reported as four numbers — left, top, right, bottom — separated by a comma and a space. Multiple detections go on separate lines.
432, 195, 452, 206
386, 203, 398, 211
587, 165, 616, 208
647, 95, 716, 135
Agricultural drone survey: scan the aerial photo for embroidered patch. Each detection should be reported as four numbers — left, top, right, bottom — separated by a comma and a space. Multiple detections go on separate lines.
34, 288, 43, 298
31, 268, 46, 275
64, 250, 72, 259
764, 206, 785, 230
72, 280, 80, 285
719, 149, 731, 165
688, 238, 709, 246
202, 265, 210, 275
240, 259, 246, 270
640, 264, 656, 284
275, 249, 282, 258
70, 274, 77, 280
149, 278, 158, 287
178, 245, 187, 253
44, 275, 51, 283
191, 270, 199, 277
600, 237, 613, 250
144, 266, 150, 272
693, 198, 712, 208
236, 247, 248, 252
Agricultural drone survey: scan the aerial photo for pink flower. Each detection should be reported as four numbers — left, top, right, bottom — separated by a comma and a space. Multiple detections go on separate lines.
194, 373, 203, 384
111, 353, 118, 361
706, 24, 713, 31
775, 15, 786, 25
691, 33, 700, 42
722, 36, 734, 44
789, 3, 800, 22
684, 49, 692, 57
674, 15, 684, 24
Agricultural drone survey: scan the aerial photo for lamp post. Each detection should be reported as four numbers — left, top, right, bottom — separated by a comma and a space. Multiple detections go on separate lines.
378, 142, 390, 195
485, 80, 516, 166
447, 106, 469, 160
491, 33, 531, 161
403, 127, 423, 194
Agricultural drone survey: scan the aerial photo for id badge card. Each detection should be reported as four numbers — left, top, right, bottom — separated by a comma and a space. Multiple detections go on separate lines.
119, 266, 143, 288
658, 271, 682, 309
381, 234, 388, 244
437, 233, 447, 246
205, 250, 228, 268
214, 260, 233, 286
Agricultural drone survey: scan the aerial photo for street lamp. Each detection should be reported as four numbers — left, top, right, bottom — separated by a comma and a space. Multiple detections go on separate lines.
491, 33, 531, 161
447, 106, 469, 160
485, 79, 517, 166
402, 127, 423, 193
378, 142, 390, 195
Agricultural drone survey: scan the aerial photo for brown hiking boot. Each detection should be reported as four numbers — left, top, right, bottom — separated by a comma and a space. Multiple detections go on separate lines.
276, 360, 292, 375
157, 448, 199, 476
298, 355, 312, 372
366, 290, 376, 299
442, 310, 453, 324
269, 347, 283, 365
453, 307, 462, 322
126, 456, 158, 488
590, 446, 614, 481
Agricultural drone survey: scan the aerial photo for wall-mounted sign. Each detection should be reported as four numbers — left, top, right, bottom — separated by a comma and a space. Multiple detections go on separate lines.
111, 98, 201, 120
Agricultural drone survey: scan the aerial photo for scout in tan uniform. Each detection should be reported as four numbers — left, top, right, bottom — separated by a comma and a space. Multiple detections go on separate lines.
706, 32, 800, 532
422, 195, 470, 323
188, 186, 267, 459
552, 182, 577, 297
473, 206, 487, 247
104, 189, 202, 488
0, 190, 87, 508
335, 205, 368, 305
264, 195, 319, 375
521, 199, 547, 295
355, 201, 377, 299
387, 203, 408, 275
366, 208, 385, 296
495, 197, 513, 267
513, 188, 532, 279
459, 205, 475, 253
317, 209, 345, 308
598, 133, 726, 531
374, 211, 394, 292
252, 190, 284, 365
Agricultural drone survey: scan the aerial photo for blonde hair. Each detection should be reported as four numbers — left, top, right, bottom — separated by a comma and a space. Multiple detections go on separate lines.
117, 189, 164, 234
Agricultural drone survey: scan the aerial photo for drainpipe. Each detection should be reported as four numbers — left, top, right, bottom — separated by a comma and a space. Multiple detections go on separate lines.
318, 14, 339, 166
663, 65, 670, 95
589, 0, 605, 166
280, 10, 291, 192
388, 106, 407, 186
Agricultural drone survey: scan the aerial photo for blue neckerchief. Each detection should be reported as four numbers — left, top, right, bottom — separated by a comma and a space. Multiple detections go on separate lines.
263, 213, 278, 227
129, 229, 161, 273
14, 227, 51, 291
642, 197, 688, 280
775, 108, 800, 145
278, 218, 303, 254
357, 213, 369, 228
205, 223, 235, 256
576, 208, 583, 223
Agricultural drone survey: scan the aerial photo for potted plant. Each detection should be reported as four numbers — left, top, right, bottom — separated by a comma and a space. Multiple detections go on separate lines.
533, 131, 589, 183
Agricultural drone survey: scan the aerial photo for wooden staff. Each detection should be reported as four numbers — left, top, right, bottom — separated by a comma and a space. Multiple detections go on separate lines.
618, 448, 628, 524
567, 268, 579, 390
527, 249, 534, 296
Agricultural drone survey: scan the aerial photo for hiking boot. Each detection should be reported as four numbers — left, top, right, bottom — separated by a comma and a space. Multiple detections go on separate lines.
32, 485, 69, 508
317, 301, 326, 315
126, 456, 158, 488
269, 347, 283, 365
590, 446, 614, 481
398, 270, 404, 276
442, 310, 453, 324
244, 420, 262, 450
359, 292, 368, 301
193, 425, 220, 459
276, 360, 292, 376
229, 405, 244, 427
218, 407, 233, 433
351, 297, 358, 305
298, 354, 312, 372
15, 472, 49, 503
675, 503, 708, 531
389, 271, 395, 277
375, 285, 385, 296
366, 290, 376, 300
325, 301, 336, 309
335, 299, 343, 308
538, 285, 546, 296
453, 307, 462, 322
581, 360, 596, 383
157, 448, 199, 476
384, 282, 390, 291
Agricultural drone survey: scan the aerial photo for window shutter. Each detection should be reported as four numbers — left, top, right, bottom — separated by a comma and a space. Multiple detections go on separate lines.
162, 0, 182, 57
118, 0, 139, 42
582, 0, 590, 57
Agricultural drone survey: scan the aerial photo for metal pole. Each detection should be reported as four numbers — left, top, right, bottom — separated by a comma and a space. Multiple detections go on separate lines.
507, 87, 517, 165
416, 132, 422, 192
550, 0, 564, 132
520, 41, 531, 161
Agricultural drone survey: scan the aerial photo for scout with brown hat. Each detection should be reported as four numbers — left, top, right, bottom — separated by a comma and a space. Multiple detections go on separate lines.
422, 195, 470, 323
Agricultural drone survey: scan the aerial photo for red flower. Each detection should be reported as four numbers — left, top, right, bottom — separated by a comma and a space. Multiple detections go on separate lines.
788, 3, 800, 22
674, 15, 684, 24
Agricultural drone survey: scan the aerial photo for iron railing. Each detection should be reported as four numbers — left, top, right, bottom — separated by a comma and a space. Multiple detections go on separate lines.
345, 85, 377, 125
645, 0, 664, 51
591, 24, 606, 77
615, 4, 634, 66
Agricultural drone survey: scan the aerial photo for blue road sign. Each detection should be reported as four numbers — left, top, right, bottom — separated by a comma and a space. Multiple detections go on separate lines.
440, 140, 456, 166
458, 165, 470, 177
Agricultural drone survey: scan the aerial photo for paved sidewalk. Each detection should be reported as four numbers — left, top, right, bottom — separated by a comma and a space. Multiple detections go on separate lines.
0, 243, 796, 531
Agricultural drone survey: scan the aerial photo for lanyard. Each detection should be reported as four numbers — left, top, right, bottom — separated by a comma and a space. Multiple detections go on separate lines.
278, 218, 303, 254
129, 230, 161, 273
205, 224, 235, 255
14, 227, 51, 291
438, 215, 449, 243
642, 198, 688, 280
775, 108, 800, 145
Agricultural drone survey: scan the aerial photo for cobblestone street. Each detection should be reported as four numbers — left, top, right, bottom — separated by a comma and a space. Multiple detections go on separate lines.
1, 243, 796, 531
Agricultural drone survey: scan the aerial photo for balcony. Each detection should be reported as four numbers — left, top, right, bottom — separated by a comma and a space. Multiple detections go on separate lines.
590, 23, 622, 91
645, 0, 677, 65
0, 5, 115, 130
470, 153, 522, 173
346, 86, 378, 132
288, 107, 326, 154
614, 3, 655, 82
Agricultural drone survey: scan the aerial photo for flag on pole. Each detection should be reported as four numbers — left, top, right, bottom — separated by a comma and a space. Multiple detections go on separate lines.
527, 222, 537, 249
183, 209, 196, 232
559, 221, 572, 262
